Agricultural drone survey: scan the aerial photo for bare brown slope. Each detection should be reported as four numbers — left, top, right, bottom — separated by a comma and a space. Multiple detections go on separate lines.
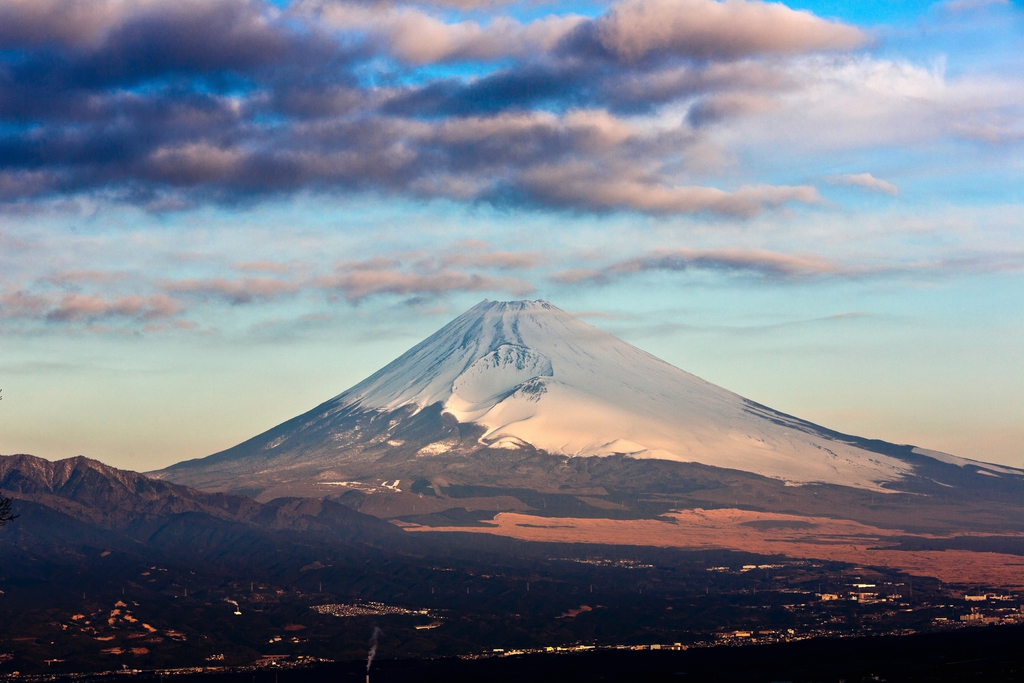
407, 509, 1024, 588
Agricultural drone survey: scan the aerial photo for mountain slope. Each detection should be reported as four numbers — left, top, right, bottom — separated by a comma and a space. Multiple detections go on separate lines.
155, 300, 1018, 501
334, 299, 910, 487
0, 453, 400, 545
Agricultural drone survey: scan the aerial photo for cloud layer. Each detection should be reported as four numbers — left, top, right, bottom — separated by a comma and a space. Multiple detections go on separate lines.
0, 244, 544, 329
0, 0, 879, 216
3, 0, 1017, 217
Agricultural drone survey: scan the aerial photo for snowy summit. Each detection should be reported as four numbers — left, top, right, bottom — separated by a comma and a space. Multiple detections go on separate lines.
333, 300, 910, 489
158, 299, 1012, 496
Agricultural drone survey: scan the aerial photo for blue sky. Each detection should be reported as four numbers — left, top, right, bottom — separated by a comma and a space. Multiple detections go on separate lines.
0, 0, 1021, 470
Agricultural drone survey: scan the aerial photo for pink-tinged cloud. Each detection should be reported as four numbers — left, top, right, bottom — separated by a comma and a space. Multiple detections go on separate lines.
591, 0, 866, 62
337, 256, 405, 272
522, 168, 820, 217
164, 277, 300, 304
306, 0, 584, 64
551, 248, 847, 284
828, 173, 899, 196
317, 268, 535, 302
385, 11, 584, 64
42, 269, 133, 285
234, 260, 294, 274
437, 250, 547, 270
45, 293, 183, 321
142, 319, 201, 333
311, 0, 863, 65
145, 143, 244, 185
0, 289, 50, 317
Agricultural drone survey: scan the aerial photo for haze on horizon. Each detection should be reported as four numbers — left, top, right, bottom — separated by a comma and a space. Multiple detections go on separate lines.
0, 0, 1021, 472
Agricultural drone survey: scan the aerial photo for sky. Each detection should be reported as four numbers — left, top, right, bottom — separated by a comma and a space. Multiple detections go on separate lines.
0, 0, 1021, 472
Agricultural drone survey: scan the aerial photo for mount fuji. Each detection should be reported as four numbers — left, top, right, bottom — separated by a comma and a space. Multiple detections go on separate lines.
155, 300, 1020, 517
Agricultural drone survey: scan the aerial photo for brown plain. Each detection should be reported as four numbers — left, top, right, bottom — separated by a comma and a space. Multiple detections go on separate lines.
405, 508, 1024, 587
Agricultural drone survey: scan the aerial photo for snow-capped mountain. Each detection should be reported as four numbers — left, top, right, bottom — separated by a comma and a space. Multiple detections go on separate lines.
338, 300, 910, 488
154, 300, 1016, 498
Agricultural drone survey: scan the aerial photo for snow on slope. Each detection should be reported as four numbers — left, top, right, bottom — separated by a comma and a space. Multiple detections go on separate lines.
334, 300, 911, 490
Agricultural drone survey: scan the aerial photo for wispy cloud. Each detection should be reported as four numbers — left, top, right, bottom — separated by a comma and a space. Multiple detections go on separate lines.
552, 247, 1024, 288
437, 251, 547, 270
0, 291, 184, 323
551, 248, 849, 284
316, 269, 534, 302
621, 311, 870, 338
942, 0, 1009, 13
828, 173, 899, 196
234, 260, 297, 275
0, 244, 546, 330
164, 277, 301, 304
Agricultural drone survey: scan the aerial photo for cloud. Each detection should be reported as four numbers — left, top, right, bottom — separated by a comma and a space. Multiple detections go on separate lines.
437, 252, 544, 270
316, 262, 535, 302
0, 0, 1008, 221
45, 293, 183, 322
519, 169, 820, 216
174, 248, 546, 305
234, 260, 294, 274
551, 248, 848, 284
0, 289, 51, 317
923, 251, 1024, 276
942, 0, 1009, 12
706, 55, 1024, 157
686, 93, 778, 127
0, 241, 552, 330
573, 0, 866, 63
0, 0, 318, 75
950, 121, 1024, 145
551, 247, 1024, 288
828, 173, 899, 196
42, 269, 133, 285
436, 250, 547, 270
164, 276, 300, 304
0, 243, 542, 330
310, 2, 585, 64
309, 0, 864, 66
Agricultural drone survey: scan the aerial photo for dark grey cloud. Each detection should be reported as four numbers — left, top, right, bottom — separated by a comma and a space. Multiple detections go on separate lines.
686, 93, 779, 127
0, 0, 866, 215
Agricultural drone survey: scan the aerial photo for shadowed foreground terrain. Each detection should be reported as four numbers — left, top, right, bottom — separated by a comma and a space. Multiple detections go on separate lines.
3, 454, 1024, 678
18, 624, 1024, 682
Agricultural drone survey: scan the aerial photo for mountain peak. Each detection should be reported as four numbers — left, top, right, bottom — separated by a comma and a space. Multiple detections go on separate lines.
460, 298, 571, 330
473, 299, 556, 311
163, 300, 1024, 495
313, 299, 915, 489
332, 298, 610, 416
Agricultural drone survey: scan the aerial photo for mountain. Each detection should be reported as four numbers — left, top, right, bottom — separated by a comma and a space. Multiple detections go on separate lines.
0, 453, 400, 547
153, 300, 1022, 518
